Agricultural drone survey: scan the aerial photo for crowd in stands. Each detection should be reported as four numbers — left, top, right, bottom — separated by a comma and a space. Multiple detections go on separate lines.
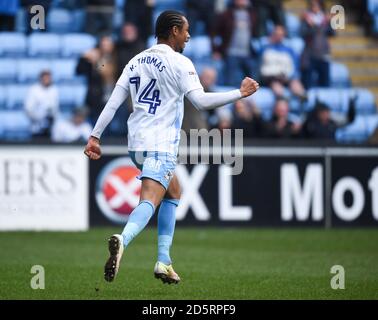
0, 0, 377, 144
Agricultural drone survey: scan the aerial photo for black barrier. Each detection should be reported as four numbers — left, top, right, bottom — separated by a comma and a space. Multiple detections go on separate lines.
89, 147, 378, 227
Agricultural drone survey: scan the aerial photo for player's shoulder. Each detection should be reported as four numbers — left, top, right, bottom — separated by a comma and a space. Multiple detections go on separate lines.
128, 48, 149, 64
171, 52, 195, 69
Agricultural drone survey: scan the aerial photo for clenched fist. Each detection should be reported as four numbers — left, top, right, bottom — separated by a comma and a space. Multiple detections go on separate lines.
240, 77, 259, 98
84, 136, 102, 160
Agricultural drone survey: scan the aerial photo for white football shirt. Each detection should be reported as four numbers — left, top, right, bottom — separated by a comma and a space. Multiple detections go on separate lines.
116, 43, 203, 155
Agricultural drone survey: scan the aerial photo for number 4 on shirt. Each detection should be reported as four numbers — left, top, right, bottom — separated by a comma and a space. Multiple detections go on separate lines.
129, 77, 161, 115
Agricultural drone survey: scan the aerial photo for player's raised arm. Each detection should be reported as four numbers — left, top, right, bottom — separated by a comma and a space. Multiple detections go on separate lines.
84, 83, 129, 160
186, 77, 259, 111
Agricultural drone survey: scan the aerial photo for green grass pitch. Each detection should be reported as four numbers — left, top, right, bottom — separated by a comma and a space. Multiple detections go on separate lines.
0, 227, 377, 300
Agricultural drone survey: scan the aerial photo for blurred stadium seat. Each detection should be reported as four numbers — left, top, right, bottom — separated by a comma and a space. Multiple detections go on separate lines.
4, 85, 29, 110
28, 33, 62, 57
15, 7, 27, 33
287, 37, 305, 56
154, 0, 184, 11
191, 36, 211, 61
285, 12, 301, 38
246, 87, 276, 120
251, 36, 305, 56
0, 59, 17, 83
0, 85, 5, 108
51, 59, 85, 84
306, 88, 377, 115
0, 111, 31, 140
57, 84, 87, 112
17, 59, 51, 83
330, 62, 351, 88
0, 32, 27, 57
336, 114, 378, 143
47, 8, 73, 34
368, 0, 378, 13
61, 33, 97, 57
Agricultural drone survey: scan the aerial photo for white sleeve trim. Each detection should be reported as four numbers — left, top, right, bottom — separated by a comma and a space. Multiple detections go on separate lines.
91, 84, 129, 139
186, 88, 242, 111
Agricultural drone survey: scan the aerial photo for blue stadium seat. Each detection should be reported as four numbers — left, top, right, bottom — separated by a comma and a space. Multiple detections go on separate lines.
306, 88, 377, 115
330, 62, 350, 88
147, 35, 156, 48
0, 85, 5, 109
0, 32, 27, 57
191, 36, 211, 61
285, 12, 301, 38
28, 33, 61, 57
17, 59, 51, 83
183, 38, 195, 59
51, 59, 84, 84
15, 7, 27, 33
71, 9, 86, 33
5, 85, 30, 110
61, 33, 97, 57
287, 37, 305, 56
47, 8, 73, 34
154, 0, 184, 11
57, 84, 87, 111
251, 37, 304, 57
368, 0, 378, 14
336, 115, 378, 143
0, 59, 18, 83
0, 111, 31, 141
351, 88, 377, 115
246, 87, 276, 120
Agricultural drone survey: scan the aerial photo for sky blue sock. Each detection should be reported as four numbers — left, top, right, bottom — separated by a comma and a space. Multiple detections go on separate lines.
121, 200, 155, 248
157, 199, 179, 265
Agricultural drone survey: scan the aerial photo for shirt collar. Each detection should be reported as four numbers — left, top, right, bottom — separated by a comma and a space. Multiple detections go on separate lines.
153, 43, 175, 53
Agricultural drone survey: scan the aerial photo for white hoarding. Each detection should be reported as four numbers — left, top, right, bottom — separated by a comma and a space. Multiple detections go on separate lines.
0, 147, 88, 231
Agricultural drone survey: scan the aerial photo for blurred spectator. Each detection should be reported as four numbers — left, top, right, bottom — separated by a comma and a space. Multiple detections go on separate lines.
264, 98, 302, 138
52, 107, 93, 143
85, 0, 113, 35
24, 70, 59, 139
0, 0, 20, 31
124, 0, 154, 44
76, 35, 117, 124
301, 97, 356, 140
186, 0, 216, 35
300, 0, 335, 88
211, 0, 259, 86
116, 22, 146, 78
253, 0, 285, 37
260, 25, 307, 101
232, 98, 264, 138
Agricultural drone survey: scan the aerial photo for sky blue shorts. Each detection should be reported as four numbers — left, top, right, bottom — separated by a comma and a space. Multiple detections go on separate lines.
129, 151, 176, 190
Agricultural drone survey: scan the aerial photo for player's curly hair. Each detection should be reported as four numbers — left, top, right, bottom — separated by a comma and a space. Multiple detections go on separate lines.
155, 10, 185, 40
